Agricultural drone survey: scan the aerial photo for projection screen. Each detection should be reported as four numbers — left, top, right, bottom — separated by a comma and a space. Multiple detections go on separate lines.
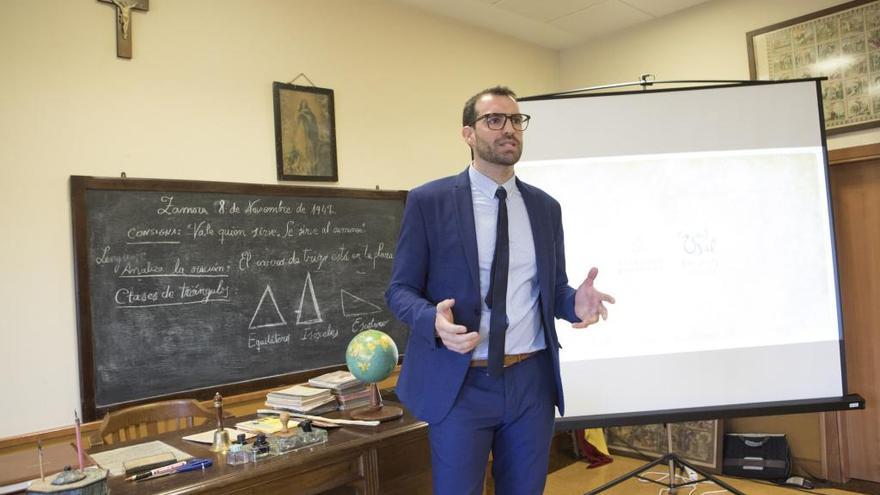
516, 80, 854, 426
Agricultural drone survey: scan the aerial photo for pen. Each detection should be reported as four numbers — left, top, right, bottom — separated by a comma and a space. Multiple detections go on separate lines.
176, 458, 213, 473
126, 460, 187, 481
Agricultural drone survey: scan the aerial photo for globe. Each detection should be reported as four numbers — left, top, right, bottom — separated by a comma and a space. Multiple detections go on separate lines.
345, 329, 399, 384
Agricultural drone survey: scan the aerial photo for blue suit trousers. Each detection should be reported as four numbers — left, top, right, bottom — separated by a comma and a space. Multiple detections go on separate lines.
427, 351, 556, 495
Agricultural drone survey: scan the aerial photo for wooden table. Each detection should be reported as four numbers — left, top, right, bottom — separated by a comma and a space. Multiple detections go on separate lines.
94, 405, 431, 495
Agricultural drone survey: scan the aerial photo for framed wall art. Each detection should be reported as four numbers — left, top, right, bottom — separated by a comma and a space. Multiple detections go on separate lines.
606, 420, 724, 473
273, 82, 338, 181
747, 0, 880, 134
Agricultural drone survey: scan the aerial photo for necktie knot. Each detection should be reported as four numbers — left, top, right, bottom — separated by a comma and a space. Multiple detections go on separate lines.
495, 186, 507, 201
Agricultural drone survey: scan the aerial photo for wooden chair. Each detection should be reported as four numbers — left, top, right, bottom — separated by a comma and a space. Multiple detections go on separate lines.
94, 399, 217, 446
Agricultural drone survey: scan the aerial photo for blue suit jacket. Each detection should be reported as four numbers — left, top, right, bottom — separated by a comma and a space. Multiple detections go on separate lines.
385, 168, 580, 424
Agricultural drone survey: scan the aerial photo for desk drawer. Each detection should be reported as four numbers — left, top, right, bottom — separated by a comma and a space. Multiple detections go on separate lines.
225, 456, 363, 495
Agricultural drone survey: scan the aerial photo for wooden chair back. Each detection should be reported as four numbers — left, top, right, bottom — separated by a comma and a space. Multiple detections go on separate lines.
95, 399, 215, 445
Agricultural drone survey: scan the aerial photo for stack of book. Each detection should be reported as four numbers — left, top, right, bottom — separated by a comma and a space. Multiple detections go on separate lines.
334, 386, 373, 411
308, 371, 372, 411
266, 384, 338, 414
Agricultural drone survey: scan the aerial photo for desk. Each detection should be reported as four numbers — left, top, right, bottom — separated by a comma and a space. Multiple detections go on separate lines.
93, 405, 430, 495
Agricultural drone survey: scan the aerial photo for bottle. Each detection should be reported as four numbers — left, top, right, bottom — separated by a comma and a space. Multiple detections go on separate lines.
298, 420, 328, 445
249, 434, 271, 460
269, 419, 328, 454
226, 433, 250, 465
226, 443, 247, 465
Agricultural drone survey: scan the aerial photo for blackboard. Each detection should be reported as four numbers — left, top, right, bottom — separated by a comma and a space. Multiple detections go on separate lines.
71, 176, 408, 420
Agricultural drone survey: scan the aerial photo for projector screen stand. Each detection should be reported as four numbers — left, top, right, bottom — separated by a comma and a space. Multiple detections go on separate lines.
584, 424, 745, 495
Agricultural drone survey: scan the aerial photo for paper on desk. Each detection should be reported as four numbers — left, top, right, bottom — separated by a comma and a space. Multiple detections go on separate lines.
90, 440, 192, 477
182, 427, 254, 444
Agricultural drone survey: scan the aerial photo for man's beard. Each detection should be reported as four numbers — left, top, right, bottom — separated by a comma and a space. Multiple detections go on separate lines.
475, 135, 521, 166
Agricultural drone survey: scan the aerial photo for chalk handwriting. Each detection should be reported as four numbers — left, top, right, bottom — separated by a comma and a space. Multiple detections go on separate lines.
245, 199, 293, 215
301, 323, 339, 341
95, 245, 141, 273
157, 196, 209, 215
127, 226, 181, 240
114, 278, 230, 308
351, 317, 389, 333
248, 331, 291, 352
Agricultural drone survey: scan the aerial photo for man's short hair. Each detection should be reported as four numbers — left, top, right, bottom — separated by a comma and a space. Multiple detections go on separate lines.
462, 86, 517, 127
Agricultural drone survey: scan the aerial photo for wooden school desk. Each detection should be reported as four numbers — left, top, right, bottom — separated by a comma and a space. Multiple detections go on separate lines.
93, 405, 430, 495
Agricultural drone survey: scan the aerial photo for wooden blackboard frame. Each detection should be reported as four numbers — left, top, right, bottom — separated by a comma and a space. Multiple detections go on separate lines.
70, 176, 407, 421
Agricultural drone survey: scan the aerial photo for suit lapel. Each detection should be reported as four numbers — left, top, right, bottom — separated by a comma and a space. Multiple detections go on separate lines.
518, 179, 551, 306
454, 169, 481, 292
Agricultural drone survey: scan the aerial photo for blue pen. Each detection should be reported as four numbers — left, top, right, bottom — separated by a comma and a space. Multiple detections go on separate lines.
176, 458, 213, 473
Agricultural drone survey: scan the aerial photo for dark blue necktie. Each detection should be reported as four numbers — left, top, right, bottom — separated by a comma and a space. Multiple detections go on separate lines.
486, 186, 509, 376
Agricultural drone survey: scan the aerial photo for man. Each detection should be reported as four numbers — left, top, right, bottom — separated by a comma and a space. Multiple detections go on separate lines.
385, 86, 614, 494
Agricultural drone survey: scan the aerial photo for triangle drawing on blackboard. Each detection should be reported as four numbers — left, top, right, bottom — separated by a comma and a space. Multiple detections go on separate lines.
296, 272, 323, 325
340, 289, 383, 317
249, 285, 287, 329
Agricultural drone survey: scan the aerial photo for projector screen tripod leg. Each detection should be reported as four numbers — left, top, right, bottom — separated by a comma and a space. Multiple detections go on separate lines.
583, 454, 745, 495
584, 424, 745, 495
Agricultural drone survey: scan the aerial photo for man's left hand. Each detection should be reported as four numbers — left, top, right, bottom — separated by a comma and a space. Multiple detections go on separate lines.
573, 267, 615, 329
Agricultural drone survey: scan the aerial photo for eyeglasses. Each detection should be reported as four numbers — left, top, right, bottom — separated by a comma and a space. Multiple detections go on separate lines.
470, 113, 531, 131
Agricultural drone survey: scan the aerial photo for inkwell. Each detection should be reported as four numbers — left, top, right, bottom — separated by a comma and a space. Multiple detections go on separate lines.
269, 412, 327, 454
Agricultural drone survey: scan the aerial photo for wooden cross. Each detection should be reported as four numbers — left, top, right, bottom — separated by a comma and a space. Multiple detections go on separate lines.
99, 0, 150, 59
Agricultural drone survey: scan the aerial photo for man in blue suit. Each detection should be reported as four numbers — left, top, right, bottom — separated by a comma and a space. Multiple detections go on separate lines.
385, 86, 614, 494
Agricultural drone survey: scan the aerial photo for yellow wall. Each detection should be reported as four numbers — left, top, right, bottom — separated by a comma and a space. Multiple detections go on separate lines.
559, 0, 878, 150
0, 0, 558, 438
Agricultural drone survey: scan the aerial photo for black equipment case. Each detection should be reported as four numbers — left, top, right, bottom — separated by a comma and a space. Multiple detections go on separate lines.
722, 433, 791, 480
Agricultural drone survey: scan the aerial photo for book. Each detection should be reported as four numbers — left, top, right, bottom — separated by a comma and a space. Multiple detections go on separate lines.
89, 440, 192, 477
266, 396, 339, 415
267, 394, 332, 407
267, 384, 333, 409
308, 371, 363, 391
270, 384, 330, 398
335, 386, 371, 401
336, 386, 373, 410
122, 452, 177, 476
234, 417, 299, 435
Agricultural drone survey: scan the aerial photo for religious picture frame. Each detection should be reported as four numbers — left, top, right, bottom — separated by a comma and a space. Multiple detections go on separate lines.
606, 420, 724, 473
273, 82, 339, 182
746, 0, 880, 135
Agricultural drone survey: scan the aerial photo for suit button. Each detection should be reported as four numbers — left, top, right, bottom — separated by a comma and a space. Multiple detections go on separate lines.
474, 309, 480, 316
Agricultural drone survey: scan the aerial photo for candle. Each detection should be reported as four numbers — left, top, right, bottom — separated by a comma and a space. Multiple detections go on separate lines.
74, 410, 84, 471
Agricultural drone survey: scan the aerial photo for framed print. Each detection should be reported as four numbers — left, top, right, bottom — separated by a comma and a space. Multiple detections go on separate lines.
273, 82, 338, 181
747, 0, 880, 135
606, 420, 724, 473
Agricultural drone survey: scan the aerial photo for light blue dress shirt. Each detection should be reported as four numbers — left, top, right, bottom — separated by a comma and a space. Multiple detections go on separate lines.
468, 165, 546, 360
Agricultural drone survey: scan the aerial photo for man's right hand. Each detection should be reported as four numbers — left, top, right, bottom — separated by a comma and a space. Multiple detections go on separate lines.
435, 298, 479, 353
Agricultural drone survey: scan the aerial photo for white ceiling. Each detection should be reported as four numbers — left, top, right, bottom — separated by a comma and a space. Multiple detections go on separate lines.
391, 0, 714, 50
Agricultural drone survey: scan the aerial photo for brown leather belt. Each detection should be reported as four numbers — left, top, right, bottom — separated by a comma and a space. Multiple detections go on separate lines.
470, 351, 537, 368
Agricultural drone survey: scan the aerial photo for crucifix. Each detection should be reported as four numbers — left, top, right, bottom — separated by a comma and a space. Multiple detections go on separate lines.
99, 0, 150, 59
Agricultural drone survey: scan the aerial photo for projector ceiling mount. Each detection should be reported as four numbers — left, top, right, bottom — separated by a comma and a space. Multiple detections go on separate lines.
527, 74, 775, 99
